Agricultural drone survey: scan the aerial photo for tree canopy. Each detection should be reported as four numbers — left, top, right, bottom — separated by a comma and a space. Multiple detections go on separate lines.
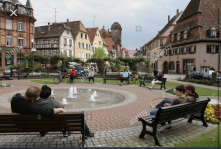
91, 47, 107, 59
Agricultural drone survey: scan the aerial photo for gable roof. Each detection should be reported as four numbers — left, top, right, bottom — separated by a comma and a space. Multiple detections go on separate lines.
102, 38, 109, 46
102, 38, 113, 52
177, 0, 201, 22
54, 21, 88, 40
99, 27, 109, 37
156, 11, 183, 38
86, 27, 98, 44
35, 24, 71, 38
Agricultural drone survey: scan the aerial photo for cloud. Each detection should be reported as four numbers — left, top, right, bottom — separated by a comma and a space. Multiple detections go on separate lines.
19, 0, 189, 50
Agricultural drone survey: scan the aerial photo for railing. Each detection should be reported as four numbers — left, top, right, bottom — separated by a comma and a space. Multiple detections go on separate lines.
36, 44, 59, 49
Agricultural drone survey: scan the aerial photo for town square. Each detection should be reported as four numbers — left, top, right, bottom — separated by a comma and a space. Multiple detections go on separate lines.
0, 0, 220, 148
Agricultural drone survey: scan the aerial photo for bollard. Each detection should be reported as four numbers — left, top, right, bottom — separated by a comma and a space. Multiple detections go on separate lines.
212, 72, 217, 83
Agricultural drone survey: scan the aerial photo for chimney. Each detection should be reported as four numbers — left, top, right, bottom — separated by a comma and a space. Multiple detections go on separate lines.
103, 26, 105, 29
67, 19, 69, 24
168, 15, 170, 22
176, 9, 179, 17
108, 29, 109, 33
48, 22, 50, 32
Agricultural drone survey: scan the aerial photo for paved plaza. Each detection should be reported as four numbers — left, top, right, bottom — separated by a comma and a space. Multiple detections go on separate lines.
0, 79, 218, 147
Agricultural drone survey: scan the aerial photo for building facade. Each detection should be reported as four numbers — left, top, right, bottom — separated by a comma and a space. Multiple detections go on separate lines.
86, 27, 104, 53
0, 0, 36, 72
35, 23, 74, 59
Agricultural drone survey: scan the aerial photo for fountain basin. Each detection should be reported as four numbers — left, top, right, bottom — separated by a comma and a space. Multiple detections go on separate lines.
1, 87, 137, 112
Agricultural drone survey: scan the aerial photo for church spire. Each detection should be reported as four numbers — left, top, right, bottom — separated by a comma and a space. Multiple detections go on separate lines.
26, 0, 33, 9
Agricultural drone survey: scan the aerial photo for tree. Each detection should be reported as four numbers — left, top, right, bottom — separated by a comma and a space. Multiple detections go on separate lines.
91, 47, 107, 59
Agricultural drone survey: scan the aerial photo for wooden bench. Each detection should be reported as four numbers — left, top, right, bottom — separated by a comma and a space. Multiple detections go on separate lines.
0, 112, 86, 147
103, 75, 129, 85
140, 77, 167, 90
138, 98, 210, 146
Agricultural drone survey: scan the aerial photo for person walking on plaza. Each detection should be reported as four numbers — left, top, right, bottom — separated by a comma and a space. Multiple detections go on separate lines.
120, 69, 129, 86
88, 67, 95, 84
147, 70, 163, 90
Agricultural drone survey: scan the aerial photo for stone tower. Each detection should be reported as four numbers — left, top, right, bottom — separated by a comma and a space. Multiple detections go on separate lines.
111, 22, 122, 56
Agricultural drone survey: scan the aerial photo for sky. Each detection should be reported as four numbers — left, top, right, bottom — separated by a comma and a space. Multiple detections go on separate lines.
20, 0, 190, 50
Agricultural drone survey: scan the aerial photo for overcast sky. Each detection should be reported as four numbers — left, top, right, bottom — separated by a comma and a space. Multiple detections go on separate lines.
20, 0, 190, 50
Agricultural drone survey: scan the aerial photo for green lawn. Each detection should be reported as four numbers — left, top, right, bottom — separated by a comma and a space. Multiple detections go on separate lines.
31, 78, 220, 96
175, 125, 220, 147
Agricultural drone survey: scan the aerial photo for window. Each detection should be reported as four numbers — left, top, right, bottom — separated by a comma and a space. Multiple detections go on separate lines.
82, 53, 84, 58
7, 4, 11, 11
78, 53, 80, 58
82, 43, 84, 49
207, 45, 219, 53
69, 39, 72, 46
18, 38, 24, 46
89, 45, 90, 50
211, 31, 216, 38
78, 42, 81, 48
18, 22, 23, 31
85, 35, 87, 39
183, 47, 187, 54
63, 38, 67, 45
67, 31, 69, 35
94, 40, 96, 44
99, 41, 101, 45
160, 40, 163, 46
81, 33, 83, 38
86, 44, 88, 49
19, 7, 24, 14
6, 20, 12, 30
17, 53, 24, 64
6, 36, 12, 46
31, 26, 33, 33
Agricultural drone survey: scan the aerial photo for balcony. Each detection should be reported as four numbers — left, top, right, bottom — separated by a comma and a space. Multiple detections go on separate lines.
36, 44, 59, 49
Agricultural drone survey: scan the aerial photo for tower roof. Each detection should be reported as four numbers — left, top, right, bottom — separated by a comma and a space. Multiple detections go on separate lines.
111, 22, 122, 29
26, 0, 33, 9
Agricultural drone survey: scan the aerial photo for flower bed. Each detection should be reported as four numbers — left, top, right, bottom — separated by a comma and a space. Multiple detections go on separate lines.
0, 82, 11, 87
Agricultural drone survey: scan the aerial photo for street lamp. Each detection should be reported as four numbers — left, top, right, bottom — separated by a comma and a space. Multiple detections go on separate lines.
18, 46, 23, 80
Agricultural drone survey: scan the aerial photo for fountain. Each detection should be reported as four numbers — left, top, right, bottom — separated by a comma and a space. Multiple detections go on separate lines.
51, 90, 55, 96
90, 94, 96, 102
93, 91, 99, 97
62, 98, 68, 105
73, 87, 78, 94
68, 87, 76, 98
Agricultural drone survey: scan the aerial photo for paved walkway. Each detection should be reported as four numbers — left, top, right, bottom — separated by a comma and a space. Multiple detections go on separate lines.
0, 79, 219, 147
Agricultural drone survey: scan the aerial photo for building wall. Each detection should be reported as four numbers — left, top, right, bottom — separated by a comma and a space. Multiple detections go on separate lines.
0, 10, 35, 71
60, 30, 74, 57
92, 29, 103, 50
75, 31, 92, 61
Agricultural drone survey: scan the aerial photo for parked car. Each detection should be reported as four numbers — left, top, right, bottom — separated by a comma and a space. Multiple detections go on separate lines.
3, 69, 17, 76
190, 70, 215, 80
208, 72, 221, 80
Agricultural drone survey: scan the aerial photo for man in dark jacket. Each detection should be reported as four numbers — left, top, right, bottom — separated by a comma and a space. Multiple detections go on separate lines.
11, 86, 65, 136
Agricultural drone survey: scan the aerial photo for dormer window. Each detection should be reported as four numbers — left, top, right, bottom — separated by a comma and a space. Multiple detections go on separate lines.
7, 4, 11, 11
183, 30, 189, 40
207, 27, 217, 38
19, 7, 24, 14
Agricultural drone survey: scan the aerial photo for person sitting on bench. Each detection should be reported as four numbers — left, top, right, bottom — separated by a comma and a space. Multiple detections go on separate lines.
150, 85, 186, 115
120, 69, 129, 86
70, 68, 76, 84
149, 84, 199, 111
147, 70, 163, 90
11, 86, 65, 136
35, 85, 94, 138
185, 84, 199, 102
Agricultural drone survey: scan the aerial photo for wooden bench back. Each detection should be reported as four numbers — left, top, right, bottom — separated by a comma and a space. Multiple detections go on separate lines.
143, 77, 155, 80
0, 112, 85, 133
105, 75, 121, 79
155, 99, 210, 124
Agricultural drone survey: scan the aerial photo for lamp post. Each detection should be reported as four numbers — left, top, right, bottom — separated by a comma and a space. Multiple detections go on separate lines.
18, 46, 23, 80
